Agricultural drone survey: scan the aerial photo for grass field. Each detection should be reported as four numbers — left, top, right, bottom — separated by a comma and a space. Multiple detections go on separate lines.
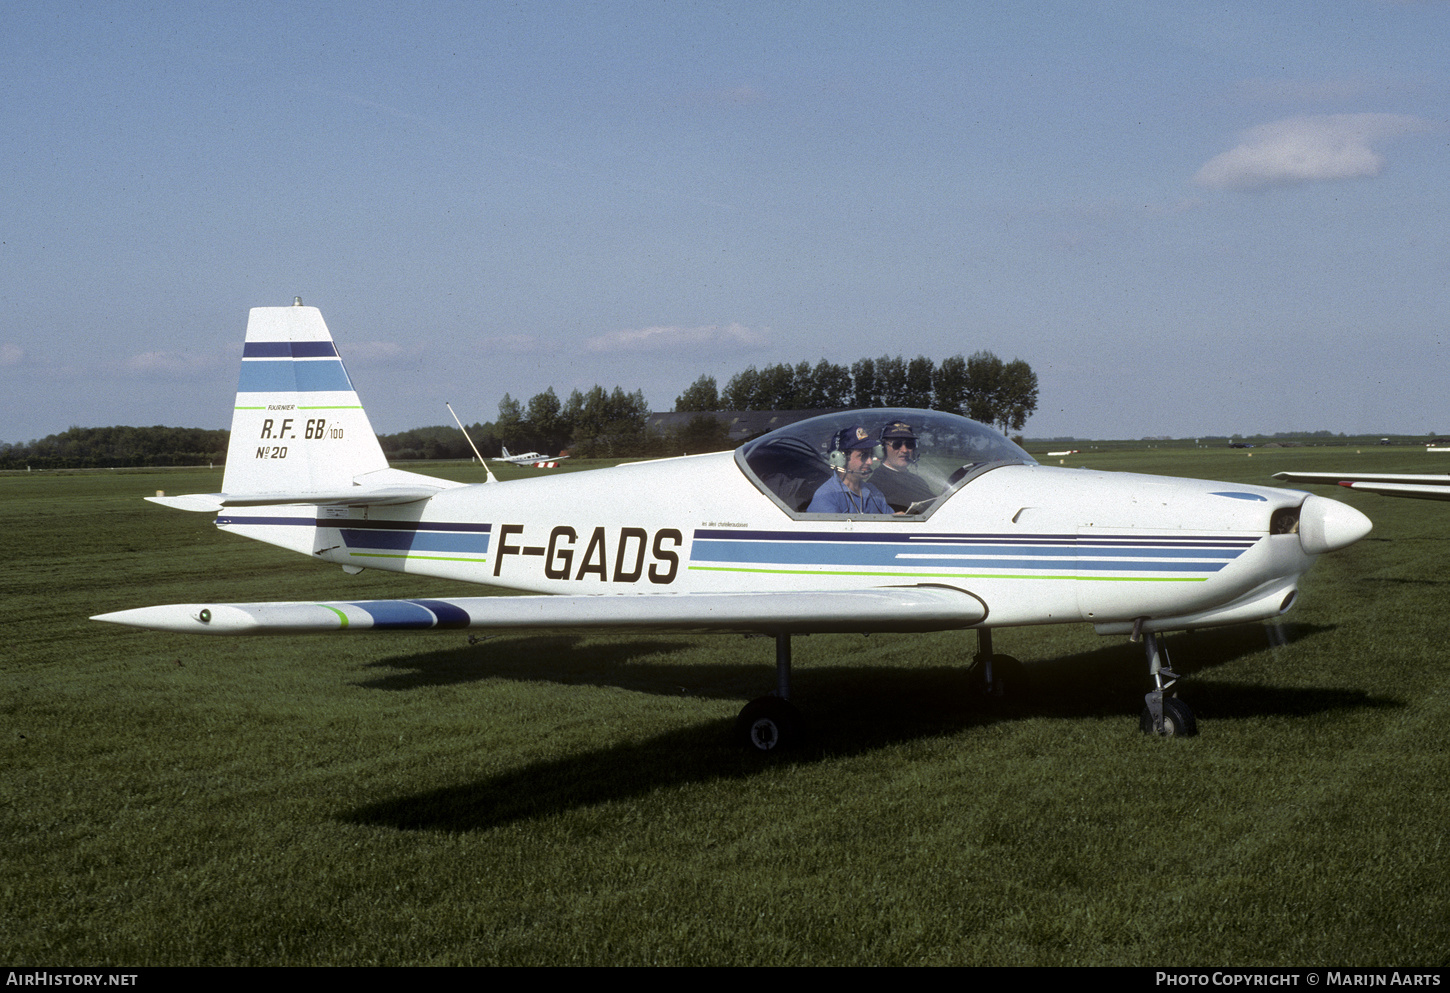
3, 448, 1447, 965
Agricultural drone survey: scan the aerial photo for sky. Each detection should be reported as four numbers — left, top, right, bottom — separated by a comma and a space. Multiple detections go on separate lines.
3, 0, 1447, 443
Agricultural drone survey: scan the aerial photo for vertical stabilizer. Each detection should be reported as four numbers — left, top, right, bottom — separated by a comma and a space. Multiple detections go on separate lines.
222, 304, 389, 495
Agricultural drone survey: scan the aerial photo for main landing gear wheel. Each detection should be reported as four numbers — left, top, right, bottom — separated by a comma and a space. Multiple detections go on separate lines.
735, 696, 804, 752
969, 654, 1023, 700
969, 629, 1023, 701
1140, 695, 1198, 737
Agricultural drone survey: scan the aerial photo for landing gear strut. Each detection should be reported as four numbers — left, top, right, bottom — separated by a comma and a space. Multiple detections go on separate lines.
1137, 628, 1197, 737
735, 633, 805, 752
733, 627, 1029, 751
968, 627, 1022, 699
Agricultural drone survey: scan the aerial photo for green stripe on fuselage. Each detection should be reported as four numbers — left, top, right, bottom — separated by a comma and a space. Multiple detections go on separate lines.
685, 565, 1204, 582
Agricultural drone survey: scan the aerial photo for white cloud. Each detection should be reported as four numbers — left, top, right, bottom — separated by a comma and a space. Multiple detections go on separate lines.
123, 350, 223, 377
343, 340, 429, 366
473, 334, 545, 355
1194, 114, 1432, 190
0, 343, 24, 367
584, 323, 770, 354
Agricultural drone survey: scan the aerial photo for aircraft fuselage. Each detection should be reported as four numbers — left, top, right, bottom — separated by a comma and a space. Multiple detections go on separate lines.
220, 451, 1331, 635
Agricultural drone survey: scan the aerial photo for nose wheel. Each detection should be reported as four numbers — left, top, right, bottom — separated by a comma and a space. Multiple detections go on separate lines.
1140, 695, 1197, 737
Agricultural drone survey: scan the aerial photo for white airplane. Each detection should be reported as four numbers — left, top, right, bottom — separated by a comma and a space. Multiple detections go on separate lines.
495, 446, 569, 466
92, 303, 1373, 746
1273, 471, 1450, 501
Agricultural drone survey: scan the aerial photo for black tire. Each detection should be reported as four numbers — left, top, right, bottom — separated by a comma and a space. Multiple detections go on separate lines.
969, 654, 1023, 699
735, 696, 803, 752
1140, 696, 1198, 737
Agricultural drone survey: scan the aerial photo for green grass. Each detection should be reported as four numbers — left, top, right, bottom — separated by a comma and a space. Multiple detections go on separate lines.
2, 451, 1448, 965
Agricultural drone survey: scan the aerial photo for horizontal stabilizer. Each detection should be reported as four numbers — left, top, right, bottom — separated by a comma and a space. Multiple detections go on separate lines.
148, 493, 226, 512
147, 486, 445, 511
92, 585, 987, 636
147, 468, 459, 511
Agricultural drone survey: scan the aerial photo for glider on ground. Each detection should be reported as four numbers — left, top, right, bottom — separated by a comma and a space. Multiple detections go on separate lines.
93, 302, 1373, 746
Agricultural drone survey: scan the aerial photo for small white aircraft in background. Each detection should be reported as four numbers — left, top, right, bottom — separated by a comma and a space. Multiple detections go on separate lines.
1273, 471, 1450, 502
93, 303, 1373, 746
495, 446, 569, 467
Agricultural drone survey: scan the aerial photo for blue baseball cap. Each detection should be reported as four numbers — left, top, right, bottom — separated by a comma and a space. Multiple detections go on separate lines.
835, 426, 878, 451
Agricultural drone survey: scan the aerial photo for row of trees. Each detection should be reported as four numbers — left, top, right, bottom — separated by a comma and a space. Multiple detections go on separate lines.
447, 351, 1040, 463
676, 351, 1039, 433
494, 384, 652, 458
2, 353, 1038, 468
0, 426, 229, 470
384, 384, 717, 462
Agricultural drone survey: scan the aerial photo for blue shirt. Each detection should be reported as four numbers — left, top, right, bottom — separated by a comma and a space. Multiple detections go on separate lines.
807, 475, 892, 514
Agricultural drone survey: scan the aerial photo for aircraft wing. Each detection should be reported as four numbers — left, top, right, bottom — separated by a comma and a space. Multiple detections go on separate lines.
92, 586, 987, 636
1272, 471, 1450, 501
1334, 481, 1450, 501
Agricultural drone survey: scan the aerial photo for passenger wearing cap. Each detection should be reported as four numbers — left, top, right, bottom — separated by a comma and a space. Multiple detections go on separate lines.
874, 421, 937, 513
807, 425, 892, 515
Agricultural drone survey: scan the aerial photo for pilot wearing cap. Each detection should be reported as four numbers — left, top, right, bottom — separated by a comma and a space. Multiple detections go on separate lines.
873, 420, 936, 513
807, 425, 892, 515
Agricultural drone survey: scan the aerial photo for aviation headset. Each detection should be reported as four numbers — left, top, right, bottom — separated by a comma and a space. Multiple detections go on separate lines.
827, 426, 883, 471
880, 421, 920, 466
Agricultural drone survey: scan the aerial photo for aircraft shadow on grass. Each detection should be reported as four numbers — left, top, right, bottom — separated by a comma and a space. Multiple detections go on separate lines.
342, 622, 1401, 833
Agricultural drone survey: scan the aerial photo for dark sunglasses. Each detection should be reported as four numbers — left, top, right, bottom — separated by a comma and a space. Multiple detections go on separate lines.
887, 439, 916, 450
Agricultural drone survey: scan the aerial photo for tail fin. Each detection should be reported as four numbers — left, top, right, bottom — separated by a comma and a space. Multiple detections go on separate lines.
501, 446, 511, 459
222, 302, 389, 495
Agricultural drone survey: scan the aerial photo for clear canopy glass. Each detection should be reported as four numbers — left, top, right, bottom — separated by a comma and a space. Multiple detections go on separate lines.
735, 408, 1036, 518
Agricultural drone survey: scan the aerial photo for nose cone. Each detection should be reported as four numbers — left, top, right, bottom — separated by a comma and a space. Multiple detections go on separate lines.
1298, 494, 1373, 555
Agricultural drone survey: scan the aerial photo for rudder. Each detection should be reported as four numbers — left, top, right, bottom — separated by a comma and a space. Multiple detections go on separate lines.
222, 302, 388, 495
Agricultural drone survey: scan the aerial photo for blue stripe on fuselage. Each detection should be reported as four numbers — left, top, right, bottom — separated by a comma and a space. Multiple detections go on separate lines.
217, 515, 316, 527
217, 517, 491, 554
691, 540, 1229, 573
695, 528, 1254, 549
689, 529, 1252, 576
339, 529, 490, 554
